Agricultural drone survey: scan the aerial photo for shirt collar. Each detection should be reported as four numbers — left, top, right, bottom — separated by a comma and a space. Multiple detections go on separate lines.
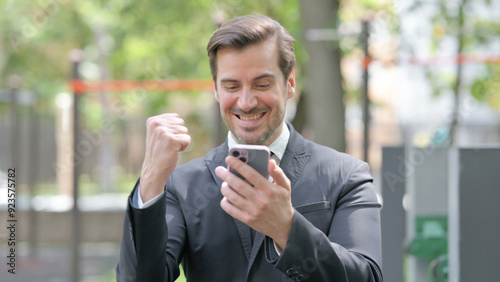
227, 123, 290, 162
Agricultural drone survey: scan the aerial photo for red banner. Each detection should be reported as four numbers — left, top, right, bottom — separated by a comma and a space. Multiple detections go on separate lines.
70, 79, 214, 94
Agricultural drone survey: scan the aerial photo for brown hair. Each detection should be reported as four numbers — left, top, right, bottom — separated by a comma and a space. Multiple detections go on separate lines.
207, 14, 296, 83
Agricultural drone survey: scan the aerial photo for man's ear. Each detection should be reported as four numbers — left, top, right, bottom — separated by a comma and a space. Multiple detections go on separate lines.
214, 84, 219, 102
287, 69, 296, 99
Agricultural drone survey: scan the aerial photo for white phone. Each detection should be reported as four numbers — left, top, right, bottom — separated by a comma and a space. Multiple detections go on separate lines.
228, 144, 270, 181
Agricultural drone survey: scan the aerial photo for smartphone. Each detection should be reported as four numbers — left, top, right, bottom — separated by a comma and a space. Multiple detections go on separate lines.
228, 144, 270, 181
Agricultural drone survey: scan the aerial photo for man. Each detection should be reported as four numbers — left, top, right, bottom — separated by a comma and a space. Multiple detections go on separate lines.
117, 14, 382, 282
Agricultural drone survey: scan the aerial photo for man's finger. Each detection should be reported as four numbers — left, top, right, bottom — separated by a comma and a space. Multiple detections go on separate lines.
175, 134, 191, 151
157, 113, 180, 119
165, 124, 189, 134
215, 165, 252, 198
268, 159, 291, 191
147, 114, 185, 128
225, 156, 267, 187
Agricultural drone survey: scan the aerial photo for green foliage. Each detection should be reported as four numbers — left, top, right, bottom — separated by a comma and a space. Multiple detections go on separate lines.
471, 65, 500, 111
406, 0, 500, 112
1, 0, 304, 117
0, 0, 305, 191
338, 0, 400, 104
428, 72, 456, 98
472, 20, 500, 46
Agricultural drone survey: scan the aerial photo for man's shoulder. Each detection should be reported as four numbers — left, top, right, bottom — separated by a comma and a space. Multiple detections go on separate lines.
300, 135, 367, 170
288, 123, 359, 160
173, 144, 225, 176
176, 156, 207, 171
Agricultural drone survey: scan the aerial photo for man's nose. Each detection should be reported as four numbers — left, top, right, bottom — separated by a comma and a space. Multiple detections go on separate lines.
237, 87, 258, 110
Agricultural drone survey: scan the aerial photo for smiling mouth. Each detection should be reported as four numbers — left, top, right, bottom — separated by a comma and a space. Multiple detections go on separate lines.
236, 113, 265, 120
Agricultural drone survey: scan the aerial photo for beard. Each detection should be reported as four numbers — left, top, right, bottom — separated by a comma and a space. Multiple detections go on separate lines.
223, 105, 285, 146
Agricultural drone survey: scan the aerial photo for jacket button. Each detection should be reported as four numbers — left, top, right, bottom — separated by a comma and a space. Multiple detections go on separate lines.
286, 268, 294, 276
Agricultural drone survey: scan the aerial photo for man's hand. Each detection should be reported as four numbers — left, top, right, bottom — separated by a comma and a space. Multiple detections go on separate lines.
140, 113, 191, 202
215, 157, 294, 250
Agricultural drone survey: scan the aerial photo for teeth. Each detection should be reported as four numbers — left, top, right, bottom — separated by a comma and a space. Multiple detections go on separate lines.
239, 114, 263, 120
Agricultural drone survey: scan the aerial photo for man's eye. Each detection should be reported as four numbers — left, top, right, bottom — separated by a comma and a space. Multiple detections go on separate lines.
256, 84, 271, 89
224, 85, 239, 91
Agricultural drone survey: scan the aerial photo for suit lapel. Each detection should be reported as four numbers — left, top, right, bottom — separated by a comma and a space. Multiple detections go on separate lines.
247, 232, 265, 270
280, 123, 311, 192
206, 142, 253, 261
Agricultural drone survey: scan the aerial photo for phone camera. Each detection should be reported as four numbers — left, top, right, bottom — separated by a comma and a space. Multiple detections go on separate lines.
232, 150, 240, 157
240, 157, 247, 163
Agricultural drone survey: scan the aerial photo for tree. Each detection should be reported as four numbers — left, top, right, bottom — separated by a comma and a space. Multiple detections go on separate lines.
299, 0, 346, 152
405, 0, 500, 145
0, 0, 306, 192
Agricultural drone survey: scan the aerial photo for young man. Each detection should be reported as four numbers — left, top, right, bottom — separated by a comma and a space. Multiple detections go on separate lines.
117, 14, 383, 282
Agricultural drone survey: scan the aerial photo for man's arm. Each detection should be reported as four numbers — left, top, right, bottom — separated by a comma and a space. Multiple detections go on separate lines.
270, 162, 383, 281
117, 183, 170, 282
117, 178, 188, 282
139, 113, 191, 202
217, 154, 382, 281
116, 113, 191, 282
215, 143, 382, 281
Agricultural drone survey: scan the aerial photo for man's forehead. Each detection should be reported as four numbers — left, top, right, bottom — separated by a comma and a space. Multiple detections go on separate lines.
216, 41, 281, 82
219, 73, 277, 83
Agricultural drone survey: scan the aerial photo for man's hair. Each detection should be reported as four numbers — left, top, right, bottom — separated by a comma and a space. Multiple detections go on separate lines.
207, 14, 296, 83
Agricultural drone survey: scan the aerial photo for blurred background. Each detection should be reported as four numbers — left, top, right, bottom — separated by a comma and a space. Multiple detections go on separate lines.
0, 0, 499, 281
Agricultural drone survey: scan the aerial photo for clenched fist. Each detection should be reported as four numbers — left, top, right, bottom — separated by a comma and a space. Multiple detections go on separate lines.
140, 113, 191, 202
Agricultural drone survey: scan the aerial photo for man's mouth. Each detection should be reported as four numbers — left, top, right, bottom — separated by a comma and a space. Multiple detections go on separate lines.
236, 113, 265, 120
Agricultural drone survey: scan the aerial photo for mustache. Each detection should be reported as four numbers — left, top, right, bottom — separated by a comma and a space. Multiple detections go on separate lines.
229, 106, 270, 115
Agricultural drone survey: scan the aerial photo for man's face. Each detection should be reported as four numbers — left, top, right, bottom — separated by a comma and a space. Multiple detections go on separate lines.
214, 40, 295, 146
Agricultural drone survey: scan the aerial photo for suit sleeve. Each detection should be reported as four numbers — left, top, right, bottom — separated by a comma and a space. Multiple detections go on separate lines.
116, 176, 186, 282
268, 162, 383, 282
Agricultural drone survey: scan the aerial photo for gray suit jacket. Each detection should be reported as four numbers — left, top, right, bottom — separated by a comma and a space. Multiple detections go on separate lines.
117, 124, 383, 281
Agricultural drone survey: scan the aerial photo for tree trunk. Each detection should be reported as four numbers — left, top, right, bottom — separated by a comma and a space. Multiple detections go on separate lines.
449, 0, 467, 146
299, 0, 345, 152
